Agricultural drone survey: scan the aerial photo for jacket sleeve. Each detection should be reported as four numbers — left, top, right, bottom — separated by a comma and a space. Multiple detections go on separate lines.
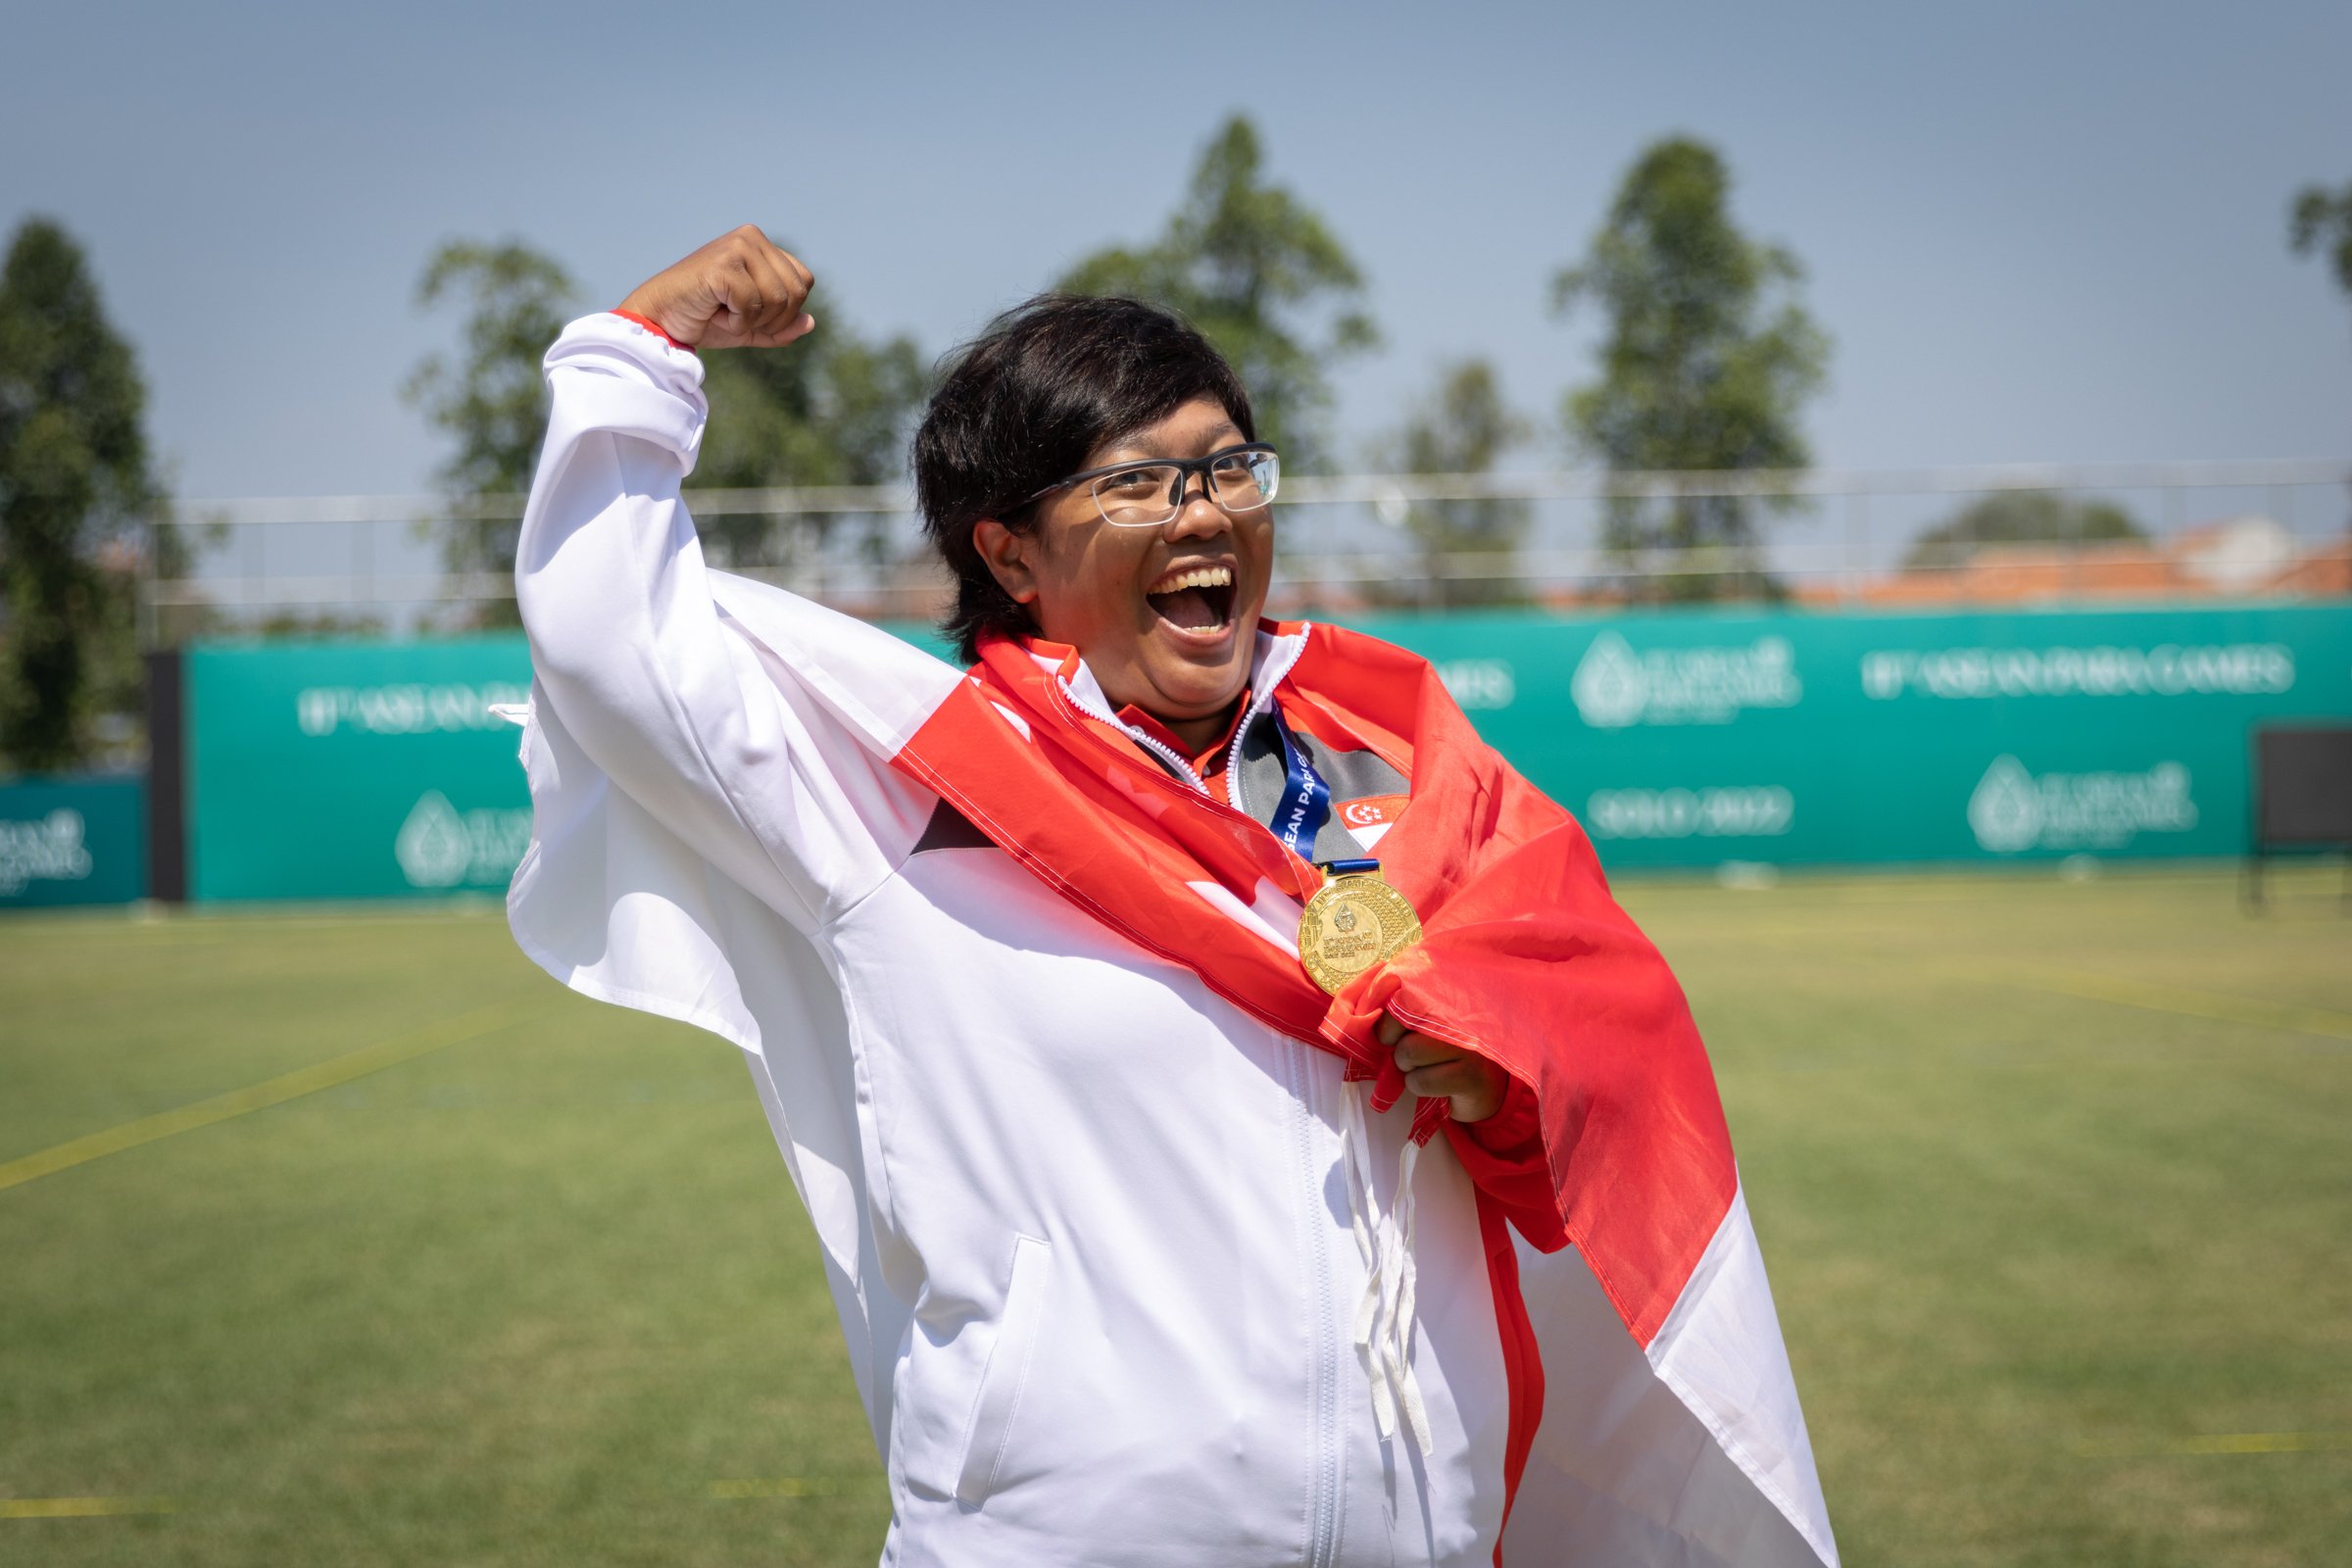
514, 313, 935, 933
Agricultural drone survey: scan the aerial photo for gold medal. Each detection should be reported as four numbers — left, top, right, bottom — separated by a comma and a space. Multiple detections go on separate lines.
1298, 863, 1423, 996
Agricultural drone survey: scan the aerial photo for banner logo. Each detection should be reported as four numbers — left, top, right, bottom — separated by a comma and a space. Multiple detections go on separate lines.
298, 681, 530, 737
1863, 643, 2293, 701
1966, 755, 2198, 854
1586, 786, 1795, 840
395, 791, 531, 888
1436, 660, 1516, 711
1570, 631, 1801, 728
0, 809, 92, 895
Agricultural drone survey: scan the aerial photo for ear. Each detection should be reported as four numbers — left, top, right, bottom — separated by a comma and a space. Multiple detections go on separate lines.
971, 518, 1042, 606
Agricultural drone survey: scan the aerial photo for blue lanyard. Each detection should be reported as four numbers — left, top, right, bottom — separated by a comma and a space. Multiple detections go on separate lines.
1267, 710, 1334, 858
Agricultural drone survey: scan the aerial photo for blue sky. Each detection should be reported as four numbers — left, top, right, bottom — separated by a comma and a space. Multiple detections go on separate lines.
7, 0, 2349, 498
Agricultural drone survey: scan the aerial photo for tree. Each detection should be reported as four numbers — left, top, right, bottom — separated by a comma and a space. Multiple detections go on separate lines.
406, 238, 930, 615
1382, 359, 1531, 606
0, 218, 158, 773
1552, 137, 1829, 601
1902, 491, 2143, 571
2290, 179, 2352, 312
693, 307, 926, 570
2289, 180, 2352, 536
1058, 115, 1377, 467
404, 239, 579, 626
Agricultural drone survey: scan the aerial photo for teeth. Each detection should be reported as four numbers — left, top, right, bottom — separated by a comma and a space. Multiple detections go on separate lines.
1150, 564, 1234, 594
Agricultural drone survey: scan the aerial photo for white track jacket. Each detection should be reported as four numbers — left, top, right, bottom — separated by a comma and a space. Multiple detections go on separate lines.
507, 313, 1838, 1568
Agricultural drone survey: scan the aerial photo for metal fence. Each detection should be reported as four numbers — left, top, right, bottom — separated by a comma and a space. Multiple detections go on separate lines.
147, 458, 2352, 639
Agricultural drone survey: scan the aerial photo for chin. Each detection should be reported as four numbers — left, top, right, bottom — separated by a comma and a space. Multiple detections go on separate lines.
1143, 662, 1237, 712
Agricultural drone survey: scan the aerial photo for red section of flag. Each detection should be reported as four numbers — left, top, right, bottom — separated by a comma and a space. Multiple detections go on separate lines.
893, 623, 1739, 1352
1289, 628, 1738, 1345
892, 650, 1341, 1059
1479, 1190, 1544, 1564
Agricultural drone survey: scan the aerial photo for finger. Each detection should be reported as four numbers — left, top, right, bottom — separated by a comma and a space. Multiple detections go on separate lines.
763, 253, 812, 337
694, 264, 748, 349
729, 252, 774, 330
741, 243, 798, 335
775, 245, 814, 305
1401, 1058, 1485, 1102
1376, 1014, 1404, 1049
1391, 1032, 1461, 1073
1405, 1056, 1506, 1122
716, 313, 815, 352
704, 300, 751, 350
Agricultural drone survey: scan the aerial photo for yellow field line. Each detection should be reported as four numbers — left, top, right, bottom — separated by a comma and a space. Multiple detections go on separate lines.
2074, 1431, 2351, 1457
0, 1000, 542, 1196
2014, 969, 2352, 1043
0, 1496, 178, 1519
709, 1478, 842, 1498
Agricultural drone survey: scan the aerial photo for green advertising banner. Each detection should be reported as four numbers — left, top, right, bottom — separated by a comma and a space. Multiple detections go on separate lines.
186, 638, 533, 902
1341, 603, 2352, 871
182, 604, 2352, 901
0, 776, 147, 907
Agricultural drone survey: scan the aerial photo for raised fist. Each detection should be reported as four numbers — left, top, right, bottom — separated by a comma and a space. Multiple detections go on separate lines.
615, 224, 815, 350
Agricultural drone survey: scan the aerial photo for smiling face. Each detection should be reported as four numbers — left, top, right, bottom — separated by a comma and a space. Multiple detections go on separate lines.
972, 396, 1273, 750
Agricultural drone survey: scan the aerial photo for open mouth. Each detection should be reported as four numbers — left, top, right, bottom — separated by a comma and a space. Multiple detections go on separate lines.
1146, 563, 1238, 635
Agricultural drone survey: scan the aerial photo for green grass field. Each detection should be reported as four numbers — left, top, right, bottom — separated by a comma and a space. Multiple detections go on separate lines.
3, 867, 2348, 1566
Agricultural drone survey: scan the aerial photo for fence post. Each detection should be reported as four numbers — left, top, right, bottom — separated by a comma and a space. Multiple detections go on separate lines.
1843, 488, 1868, 607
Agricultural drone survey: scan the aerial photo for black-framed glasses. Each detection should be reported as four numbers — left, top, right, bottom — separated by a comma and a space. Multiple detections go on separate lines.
1017, 443, 1281, 529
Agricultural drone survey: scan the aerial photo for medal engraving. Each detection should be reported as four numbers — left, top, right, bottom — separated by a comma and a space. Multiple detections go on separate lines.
1298, 870, 1423, 995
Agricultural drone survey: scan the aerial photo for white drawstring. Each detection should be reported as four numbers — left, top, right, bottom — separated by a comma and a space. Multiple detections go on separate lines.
1340, 1079, 1433, 1455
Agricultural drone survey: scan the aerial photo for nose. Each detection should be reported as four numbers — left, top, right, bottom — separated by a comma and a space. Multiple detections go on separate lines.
1162, 469, 1229, 542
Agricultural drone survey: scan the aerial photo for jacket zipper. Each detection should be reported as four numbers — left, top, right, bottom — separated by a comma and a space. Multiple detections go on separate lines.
1051, 647, 1346, 1558
1290, 1033, 1347, 1567
1110, 713, 1211, 793
1053, 662, 1346, 1563
1047, 682, 1277, 846
1048, 634, 1304, 831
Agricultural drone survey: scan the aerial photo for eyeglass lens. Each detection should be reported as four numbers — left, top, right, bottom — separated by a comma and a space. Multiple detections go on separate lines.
1092, 452, 1279, 527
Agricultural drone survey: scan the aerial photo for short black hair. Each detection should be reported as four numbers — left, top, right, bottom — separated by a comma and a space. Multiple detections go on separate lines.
913, 294, 1254, 663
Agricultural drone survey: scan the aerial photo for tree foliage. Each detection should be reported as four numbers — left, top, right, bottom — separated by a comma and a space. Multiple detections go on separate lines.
1385, 359, 1531, 606
2290, 179, 2352, 313
0, 218, 157, 773
406, 238, 930, 613
694, 304, 927, 569
404, 239, 579, 626
1902, 491, 2143, 571
1553, 136, 1828, 600
1058, 115, 1377, 467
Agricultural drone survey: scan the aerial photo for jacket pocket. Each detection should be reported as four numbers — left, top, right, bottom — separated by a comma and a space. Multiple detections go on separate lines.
954, 1233, 1052, 1506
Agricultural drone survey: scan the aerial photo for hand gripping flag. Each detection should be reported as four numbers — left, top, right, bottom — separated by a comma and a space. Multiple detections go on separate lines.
893, 622, 1838, 1568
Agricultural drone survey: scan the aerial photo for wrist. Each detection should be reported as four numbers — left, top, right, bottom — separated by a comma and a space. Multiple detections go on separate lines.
612, 305, 693, 352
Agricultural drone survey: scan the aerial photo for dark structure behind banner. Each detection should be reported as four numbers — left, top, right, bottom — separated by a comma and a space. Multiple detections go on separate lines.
2245, 724, 2352, 910
145, 650, 187, 904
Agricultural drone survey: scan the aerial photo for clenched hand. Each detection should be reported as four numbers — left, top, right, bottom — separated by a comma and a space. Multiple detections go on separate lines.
616, 224, 816, 351
1378, 1014, 1505, 1123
